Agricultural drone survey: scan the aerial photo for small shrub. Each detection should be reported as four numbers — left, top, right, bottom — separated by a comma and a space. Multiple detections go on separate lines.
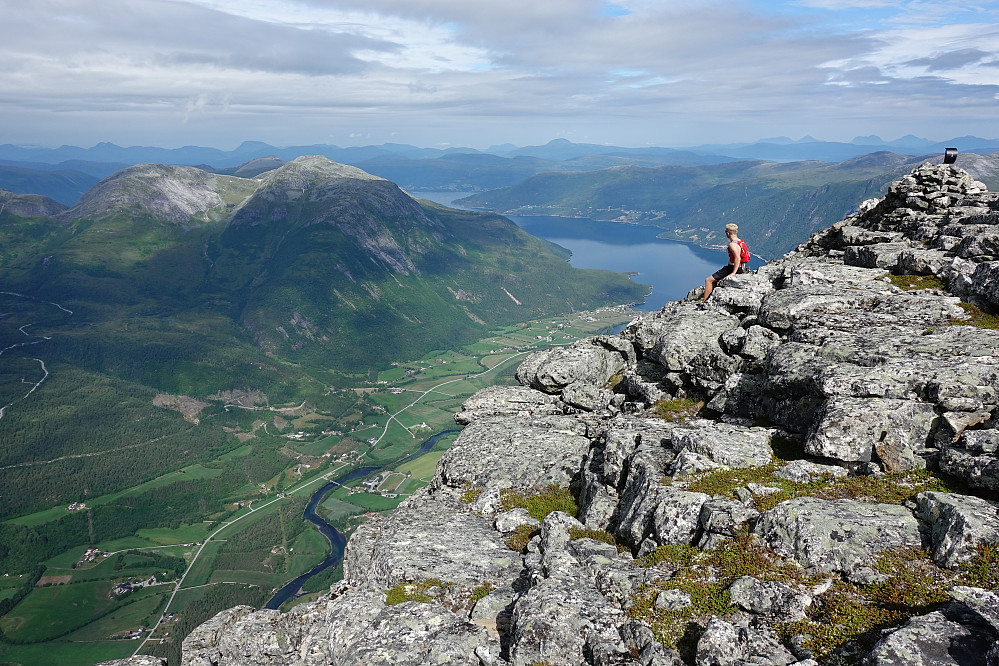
460, 486, 485, 504
960, 543, 999, 590
650, 397, 702, 422
506, 524, 538, 552
778, 547, 955, 660
468, 581, 495, 603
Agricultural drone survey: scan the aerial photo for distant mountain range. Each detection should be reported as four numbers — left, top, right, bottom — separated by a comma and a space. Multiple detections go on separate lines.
3, 135, 998, 205
457, 150, 999, 259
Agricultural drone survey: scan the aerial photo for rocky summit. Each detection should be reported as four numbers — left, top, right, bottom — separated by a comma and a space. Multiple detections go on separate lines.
107, 163, 999, 666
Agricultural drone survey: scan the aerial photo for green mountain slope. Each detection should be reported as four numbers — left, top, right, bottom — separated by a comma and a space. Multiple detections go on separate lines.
0, 156, 645, 520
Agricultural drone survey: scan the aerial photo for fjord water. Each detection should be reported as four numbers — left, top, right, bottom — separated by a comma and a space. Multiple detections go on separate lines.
413, 191, 728, 311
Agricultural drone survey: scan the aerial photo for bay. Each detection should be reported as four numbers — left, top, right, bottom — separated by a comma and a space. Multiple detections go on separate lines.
411, 190, 730, 312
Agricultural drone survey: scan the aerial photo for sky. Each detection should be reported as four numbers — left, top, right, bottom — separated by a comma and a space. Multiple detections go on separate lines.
2, 0, 998, 150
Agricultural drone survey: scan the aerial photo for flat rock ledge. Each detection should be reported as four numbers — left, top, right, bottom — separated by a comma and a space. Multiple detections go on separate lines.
133, 163, 999, 666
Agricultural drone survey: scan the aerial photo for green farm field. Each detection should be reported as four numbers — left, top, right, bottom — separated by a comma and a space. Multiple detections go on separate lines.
0, 305, 635, 664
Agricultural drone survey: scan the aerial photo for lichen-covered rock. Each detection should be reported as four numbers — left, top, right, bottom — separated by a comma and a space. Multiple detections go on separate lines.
728, 576, 811, 622
434, 414, 588, 492
754, 497, 922, 573
915, 491, 999, 568
343, 487, 519, 589
455, 385, 564, 425
861, 603, 999, 666
694, 616, 798, 666
804, 397, 937, 468
515, 338, 631, 393
672, 422, 774, 468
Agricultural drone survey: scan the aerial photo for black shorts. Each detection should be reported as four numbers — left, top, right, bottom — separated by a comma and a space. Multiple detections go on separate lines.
711, 265, 745, 281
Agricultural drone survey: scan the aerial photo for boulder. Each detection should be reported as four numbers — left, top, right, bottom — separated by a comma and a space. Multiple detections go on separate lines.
434, 414, 588, 492
804, 397, 937, 468
455, 385, 563, 425
516, 338, 631, 393
754, 497, 922, 573
728, 576, 811, 622
915, 491, 999, 568
861, 603, 999, 666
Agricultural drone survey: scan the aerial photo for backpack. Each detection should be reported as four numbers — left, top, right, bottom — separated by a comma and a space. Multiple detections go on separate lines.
737, 239, 751, 267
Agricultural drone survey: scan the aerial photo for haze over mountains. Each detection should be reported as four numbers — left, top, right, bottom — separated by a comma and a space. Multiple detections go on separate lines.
3, 135, 999, 206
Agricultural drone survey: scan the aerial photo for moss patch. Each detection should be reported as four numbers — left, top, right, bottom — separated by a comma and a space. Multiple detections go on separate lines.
682, 465, 954, 513
887, 274, 946, 291
384, 578, 450, 605
568, 527, 629, 553
500, 485, 578, 521
951, 302, 999, 329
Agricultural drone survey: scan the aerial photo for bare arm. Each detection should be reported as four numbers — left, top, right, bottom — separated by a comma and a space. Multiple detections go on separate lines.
724, 241, 741, 278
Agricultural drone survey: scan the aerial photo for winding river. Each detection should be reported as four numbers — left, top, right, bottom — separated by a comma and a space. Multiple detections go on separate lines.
265, 429, 458, 609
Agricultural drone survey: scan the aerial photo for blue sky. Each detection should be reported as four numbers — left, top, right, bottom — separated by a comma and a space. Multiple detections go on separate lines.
1, 0, 997, 149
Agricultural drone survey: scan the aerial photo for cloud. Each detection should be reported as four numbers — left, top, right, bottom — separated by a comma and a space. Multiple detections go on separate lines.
0, 0, 997, 148
906, 48, 993, 71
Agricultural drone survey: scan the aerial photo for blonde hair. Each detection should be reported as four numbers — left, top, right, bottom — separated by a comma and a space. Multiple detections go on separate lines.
725, 223, 739, 234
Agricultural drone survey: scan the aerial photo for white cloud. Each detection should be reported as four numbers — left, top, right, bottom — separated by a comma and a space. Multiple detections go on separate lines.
0, 0, 996, 148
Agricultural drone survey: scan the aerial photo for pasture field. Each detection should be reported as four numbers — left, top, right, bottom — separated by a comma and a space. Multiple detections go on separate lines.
0, 305, 635, 664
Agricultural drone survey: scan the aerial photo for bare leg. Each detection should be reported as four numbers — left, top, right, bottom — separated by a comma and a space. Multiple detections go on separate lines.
703, 276, 715, 301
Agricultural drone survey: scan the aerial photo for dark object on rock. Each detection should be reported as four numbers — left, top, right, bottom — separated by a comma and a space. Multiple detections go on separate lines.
943, 147, 958, 164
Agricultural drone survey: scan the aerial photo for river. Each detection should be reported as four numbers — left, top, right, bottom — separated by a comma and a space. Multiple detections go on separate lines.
410, 191, 731, 311
264, 429, 458, 609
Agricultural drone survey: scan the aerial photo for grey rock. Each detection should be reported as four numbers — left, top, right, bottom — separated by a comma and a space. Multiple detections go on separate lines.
698, 499, 760, 546
494, 508, 540, 533
915, 491, 999, 568
673, 422, 774, 468
516, 339, 630, 394
939, 447, 999, 492
455, 385, 563, 425
97, 657, 167, 666
728, 576, 811, 622
434, 415, 588, 492
948, 586, 999, 633
647, 487, 710, 548
861, 603, 999, 666
655, 589, 692, 610
695, 617, 798, 666
624, 303, 741, 385
344, 487, 519, 589
773, 460, 848, 484
805, 397, 937, 468
754, 497, 923, 573
562, 381, 618, 412
961, 429, 999, 454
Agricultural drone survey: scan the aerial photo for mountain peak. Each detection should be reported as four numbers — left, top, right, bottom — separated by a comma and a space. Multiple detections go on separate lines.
65, 163, 252, 224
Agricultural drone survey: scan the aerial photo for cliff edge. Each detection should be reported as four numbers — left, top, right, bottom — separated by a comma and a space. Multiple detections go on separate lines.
111, 163, 999, 666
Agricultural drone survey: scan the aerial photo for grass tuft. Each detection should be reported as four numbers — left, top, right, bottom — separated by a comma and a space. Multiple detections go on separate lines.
650, 397, 703, 422
568, 527, 630, 553
887, 274, 946, 291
